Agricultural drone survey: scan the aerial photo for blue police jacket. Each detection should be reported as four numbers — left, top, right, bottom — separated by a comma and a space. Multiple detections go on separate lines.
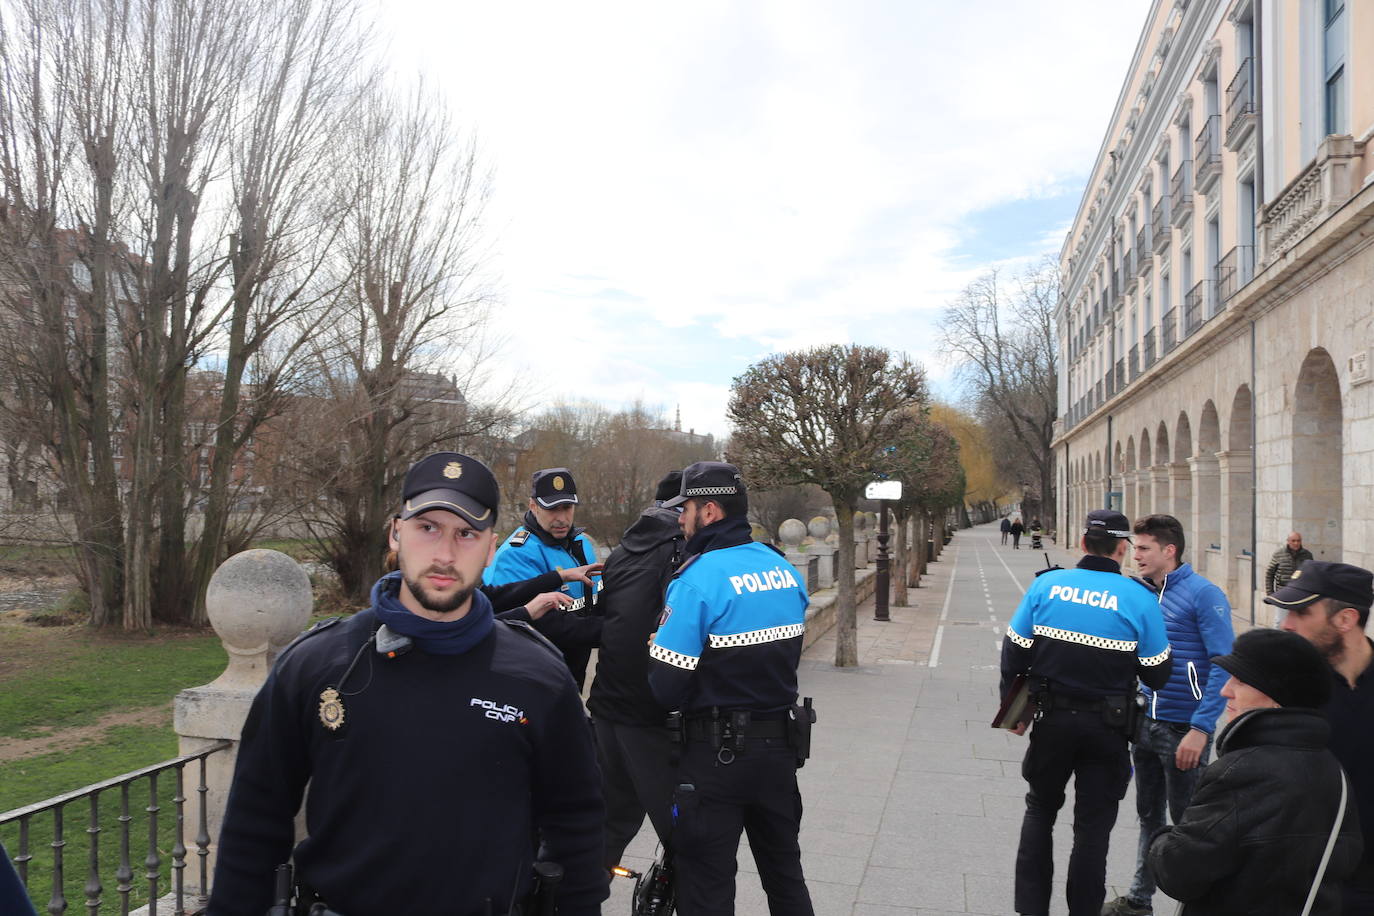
648, 519, 807, 715
488, 521, 602, 609
1002, 554, 1173, 697
1134, 563, 1234, 733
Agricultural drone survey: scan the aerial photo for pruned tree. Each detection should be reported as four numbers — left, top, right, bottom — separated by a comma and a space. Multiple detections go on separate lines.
939, 257, 1058, 525
727, 344, 928, 667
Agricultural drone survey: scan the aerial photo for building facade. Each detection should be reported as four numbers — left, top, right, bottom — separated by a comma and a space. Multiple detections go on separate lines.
1055, 0, 1374, 624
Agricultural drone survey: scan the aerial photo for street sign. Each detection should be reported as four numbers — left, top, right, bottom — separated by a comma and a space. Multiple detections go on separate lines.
865, 480, 903, 501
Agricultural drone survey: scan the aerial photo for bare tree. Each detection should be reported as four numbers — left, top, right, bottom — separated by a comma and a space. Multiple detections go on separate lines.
727, 344, 928, 667
939, 257, 1058, 526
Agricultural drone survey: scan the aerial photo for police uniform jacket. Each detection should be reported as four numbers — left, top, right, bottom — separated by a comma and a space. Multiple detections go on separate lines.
208, 588, 605, 916
648, 516, 807, 715
1133, 563, 1234, 732
587, 506, 683, 727
1001, 553, 1173, 699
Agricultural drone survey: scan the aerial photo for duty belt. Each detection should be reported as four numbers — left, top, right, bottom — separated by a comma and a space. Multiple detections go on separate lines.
1042, 693, 1106, 713
684, 717, 788, 741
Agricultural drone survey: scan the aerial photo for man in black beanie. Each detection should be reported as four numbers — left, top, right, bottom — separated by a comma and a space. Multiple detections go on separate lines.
588, 471, 685, 877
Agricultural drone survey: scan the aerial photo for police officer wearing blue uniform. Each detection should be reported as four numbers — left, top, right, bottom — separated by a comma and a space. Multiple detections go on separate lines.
488, 468, 604, 689
1002, 509, 1173, 916
208, 452, 605, 916
649, 461, 815, 916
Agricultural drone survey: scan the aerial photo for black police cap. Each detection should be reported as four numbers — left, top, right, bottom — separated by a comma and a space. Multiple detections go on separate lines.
1264, 559, 1374, 612
399, 452, 499, 529
662, 461, 745, 509
531, 468, 578, 508
654, 470, 683, 504
1084, 508, 1132, 540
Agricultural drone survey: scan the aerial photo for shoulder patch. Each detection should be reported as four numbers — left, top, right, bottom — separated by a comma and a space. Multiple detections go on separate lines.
509, 528, 531, 547
275, 616, 345, 665
499, 618, 564, 661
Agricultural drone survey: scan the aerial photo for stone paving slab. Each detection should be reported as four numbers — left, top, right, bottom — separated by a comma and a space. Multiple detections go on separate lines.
605, 524, 1177, 914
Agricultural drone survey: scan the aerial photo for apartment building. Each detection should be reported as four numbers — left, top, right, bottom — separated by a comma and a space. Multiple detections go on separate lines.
1054, 0, 1374, 622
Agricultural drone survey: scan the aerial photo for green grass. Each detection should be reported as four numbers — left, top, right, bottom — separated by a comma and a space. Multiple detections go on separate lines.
0, 633, 226, 739
1, 725, 195, 912
248, 537, 320, 562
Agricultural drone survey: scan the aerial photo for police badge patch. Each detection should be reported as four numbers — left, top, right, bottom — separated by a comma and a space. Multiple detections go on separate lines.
658, 604, 672, 627
319, 687, 345, 730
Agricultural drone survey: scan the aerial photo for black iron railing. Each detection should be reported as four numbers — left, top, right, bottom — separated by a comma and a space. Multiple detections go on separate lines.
1143, 328, 1157, 367
1162, 308, 1178, 353
1124, 247, 1137, 292
1152, 197, 1170, 250
1129, 345, 1140, 380
1171, 160, 1193, 225
1226, 57, 1255, 145
1184, 279, 1213, 335
1115, 359, 1125, 394
1195, 114, 1222, 190
2, 741, 231, 915
1136, 227, 1150, 275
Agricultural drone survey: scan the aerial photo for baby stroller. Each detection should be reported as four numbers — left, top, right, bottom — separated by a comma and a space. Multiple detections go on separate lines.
1029, 520, 1044, 551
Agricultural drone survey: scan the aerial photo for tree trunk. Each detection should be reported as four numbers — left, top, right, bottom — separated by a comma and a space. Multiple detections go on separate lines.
832, 496, 858, 667
892, 508, 909, 606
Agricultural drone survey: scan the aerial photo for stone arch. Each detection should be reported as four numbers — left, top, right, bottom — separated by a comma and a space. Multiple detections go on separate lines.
1173, 412, 1194, 546
1125, 436, 1137, 471
1138, 430, 1154, 516
1222, 385, 1255, 608
1292, 348, 1343, 561
1194, 401, 1223, 578
1154, 422, 1172, 515
1094, 451, 1103, 509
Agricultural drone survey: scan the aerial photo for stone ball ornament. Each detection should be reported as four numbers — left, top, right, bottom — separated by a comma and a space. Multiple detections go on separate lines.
808, 516, 831, 539
206, 549, 314, 666
779, 519, 808, 547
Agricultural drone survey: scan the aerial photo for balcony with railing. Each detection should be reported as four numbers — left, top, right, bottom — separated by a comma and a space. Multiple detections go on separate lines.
1225, 57, 1256, 150
1124, 246, 1138, 293
1184, 278, 1213, 336
1194, 114, 1222, 194
1135, 227, 1150, 276
1143, 328, 1157, 367
1171, 161, 1193, 227
1151, 197, 1171, 251
1259, 135, 1361, 268
1115, 359, 1126, 393
1162, 308, 1178, 353
1129, 344, 1140, 381
1215, 245, 1254, 304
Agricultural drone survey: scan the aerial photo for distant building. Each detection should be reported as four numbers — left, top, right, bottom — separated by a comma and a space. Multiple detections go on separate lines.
1054, 0, 1373, 624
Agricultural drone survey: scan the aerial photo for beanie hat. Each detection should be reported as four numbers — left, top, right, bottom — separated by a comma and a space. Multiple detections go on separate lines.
654, 470, 683, 504
1211, 628, 1332, 709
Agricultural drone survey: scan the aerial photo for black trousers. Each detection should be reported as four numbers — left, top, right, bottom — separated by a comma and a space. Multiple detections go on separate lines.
594, 718, 677, 868
1015, 709, 1131, 916
671, 740, 814, 916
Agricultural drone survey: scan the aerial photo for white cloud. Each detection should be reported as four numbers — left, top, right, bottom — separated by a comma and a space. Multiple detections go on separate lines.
380, 0, 1150, 438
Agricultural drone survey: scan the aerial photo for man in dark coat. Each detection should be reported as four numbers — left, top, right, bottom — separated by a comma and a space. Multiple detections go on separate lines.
1001, 516, 1012, 545
587, 471, 684, 873
1010, 517, 1025, 549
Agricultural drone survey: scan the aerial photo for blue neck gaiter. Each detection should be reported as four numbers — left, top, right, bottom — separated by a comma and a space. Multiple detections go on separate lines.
369, 571, 494, 656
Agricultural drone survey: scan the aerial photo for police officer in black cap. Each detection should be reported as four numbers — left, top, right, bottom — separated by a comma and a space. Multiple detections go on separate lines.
1002, 508, 1172, 916
649, 460, 815, 916
208, 452, 605, 916
489, 468, 605, 688
1273, 559, 1374, 913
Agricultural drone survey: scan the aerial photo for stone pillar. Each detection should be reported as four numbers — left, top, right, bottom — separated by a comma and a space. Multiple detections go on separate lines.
1149, 464, 1172, 516
1217, 449, 1254, 607
808, 516, 837, 589
778, 518, 818, 593
853, 512, 869, 569
174, 549, 314, 894
1188, 455, 1221, 580
1169, 462, 1194, 546
1121, 470, 1139, 523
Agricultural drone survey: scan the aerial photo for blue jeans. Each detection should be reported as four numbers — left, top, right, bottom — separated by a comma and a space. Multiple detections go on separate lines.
1126, 717, 1212, 906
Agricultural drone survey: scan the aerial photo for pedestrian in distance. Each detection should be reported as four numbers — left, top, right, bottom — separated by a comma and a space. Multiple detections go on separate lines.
1273, 559, 1374, 913
1002, 515, 1012, 545
207, 452, 605, 916
488, 467, 605, 689
1148, 628, 1362, 915
1010, 516, 1025, 549
1264, 530, 1314, 595
1001, 508, 1172, 916
588, 470, 685, 879
1103, 514, 1234, 916
1030, 518, 1044, 551
649, 460, 816, 916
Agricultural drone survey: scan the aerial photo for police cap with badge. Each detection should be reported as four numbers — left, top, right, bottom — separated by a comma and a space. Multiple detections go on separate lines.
662, 461, 746, 509
1084, 508, 1132, 541
399, 452, 500, 528
1263, 559, 1374, 613
531, 468, 579, 507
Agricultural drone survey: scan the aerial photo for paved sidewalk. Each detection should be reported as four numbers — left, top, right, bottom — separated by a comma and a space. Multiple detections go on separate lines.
607, 523, 1172, 915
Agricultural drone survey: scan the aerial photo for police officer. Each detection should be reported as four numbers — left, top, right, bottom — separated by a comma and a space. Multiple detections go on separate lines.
488, 467, 605, 689
588, 471, 684, 875
648, 461, 815, 916
208, 452, 605, 916
1001, 509, 1172, 916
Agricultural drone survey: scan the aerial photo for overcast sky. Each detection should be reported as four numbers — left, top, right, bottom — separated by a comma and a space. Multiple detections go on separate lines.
377, 1, 1151, 438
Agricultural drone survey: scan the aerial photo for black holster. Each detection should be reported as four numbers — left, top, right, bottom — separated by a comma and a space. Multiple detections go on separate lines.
787, 698, 817, 768
1102, 694, 1144, 738
523, 861, 563, 916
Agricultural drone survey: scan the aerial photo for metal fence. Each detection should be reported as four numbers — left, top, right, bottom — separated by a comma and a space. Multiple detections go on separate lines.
1162, 307, 1178, 353
1226, 57, 1255, 145
2, 741, 231, 916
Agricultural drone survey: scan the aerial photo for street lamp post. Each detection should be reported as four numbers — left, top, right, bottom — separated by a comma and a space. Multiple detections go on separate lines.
875, 500, 891, 621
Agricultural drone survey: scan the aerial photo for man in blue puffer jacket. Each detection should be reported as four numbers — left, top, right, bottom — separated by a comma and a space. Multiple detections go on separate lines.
1103, 514, 1234, 916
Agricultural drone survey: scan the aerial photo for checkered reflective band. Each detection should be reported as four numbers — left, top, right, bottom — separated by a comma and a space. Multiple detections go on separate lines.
649, 643, 699, 670
684, 485, 739, 496
707, 623, 805, 649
